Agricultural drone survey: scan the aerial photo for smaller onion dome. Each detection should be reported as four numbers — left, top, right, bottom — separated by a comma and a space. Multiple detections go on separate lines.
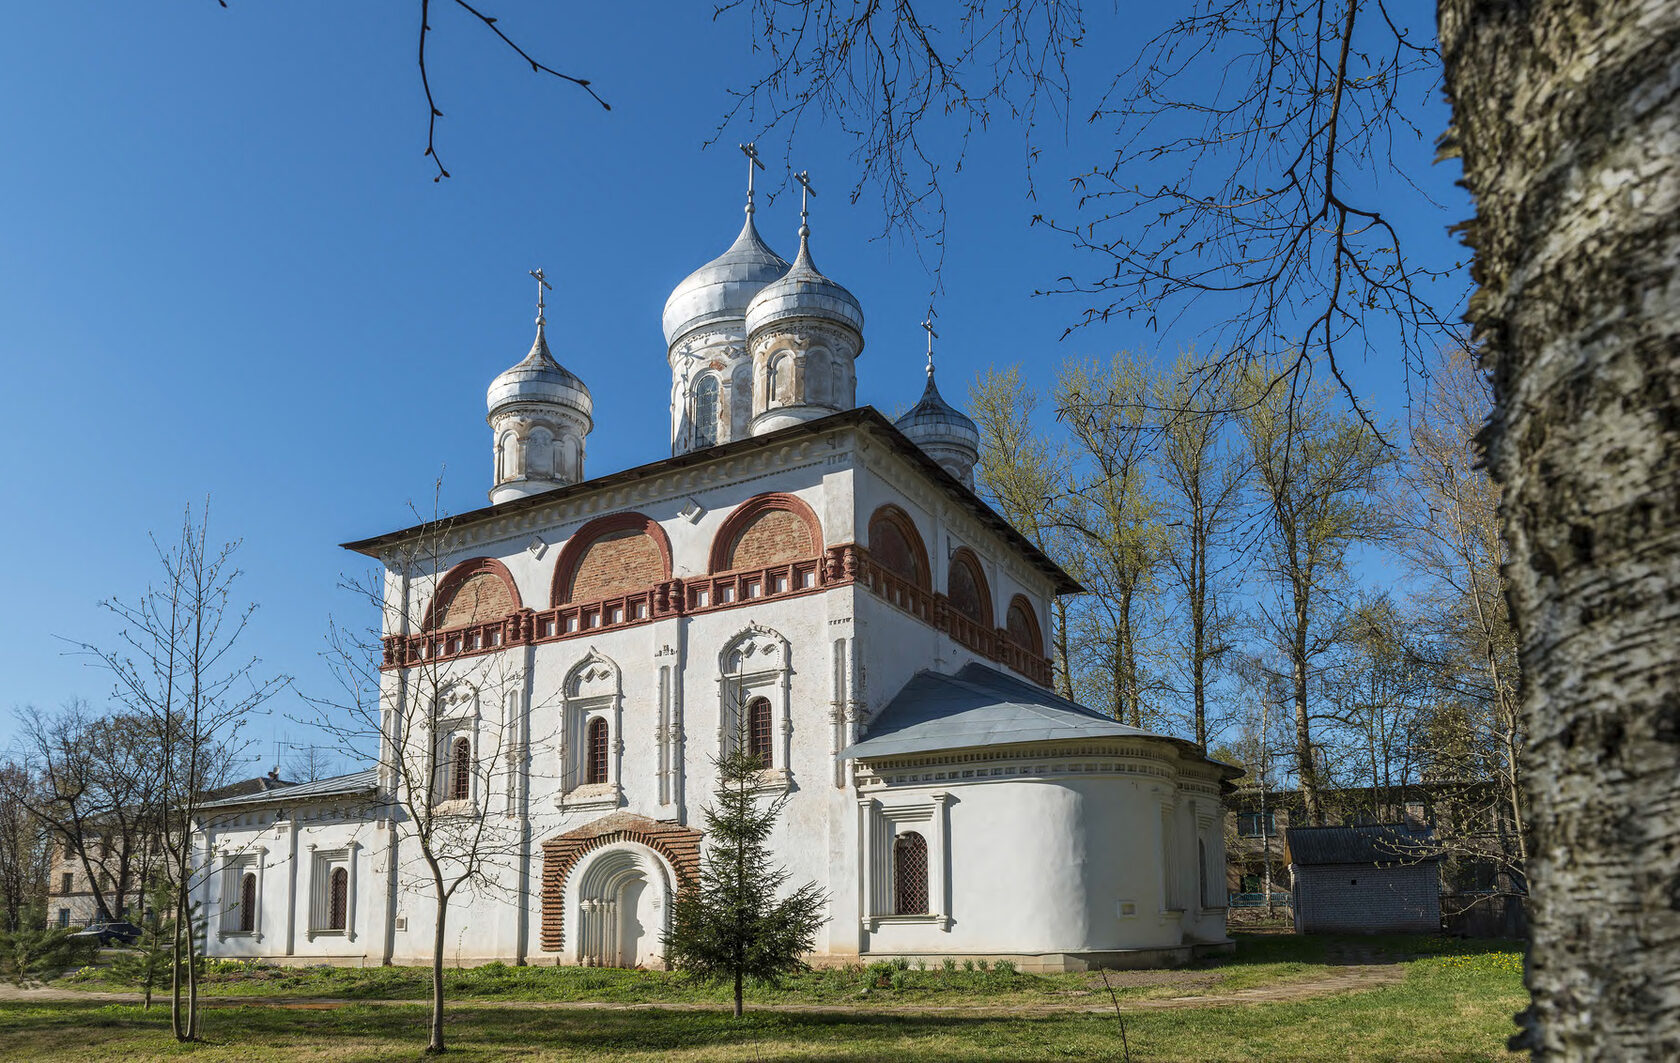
487, 319, 593, 423
662, 213, 791, 347
895, 357, 979, 486
744, 223, 864, 339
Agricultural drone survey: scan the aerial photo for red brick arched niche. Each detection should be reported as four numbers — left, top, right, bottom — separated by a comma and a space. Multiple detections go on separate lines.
1005, 594, 1045, 655
423, 557, 523, 630
550, 513, 673, 607
539, 813, 702, 954
708, 492, 825, 573
867, 504, 932, 589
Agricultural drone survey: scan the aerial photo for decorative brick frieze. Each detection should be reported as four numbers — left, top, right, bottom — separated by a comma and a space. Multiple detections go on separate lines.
539, 813, 702, 953
382, 539, 1052, 687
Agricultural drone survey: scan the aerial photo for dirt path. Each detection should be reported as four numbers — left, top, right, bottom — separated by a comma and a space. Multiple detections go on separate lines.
0, 965, 1404, 1015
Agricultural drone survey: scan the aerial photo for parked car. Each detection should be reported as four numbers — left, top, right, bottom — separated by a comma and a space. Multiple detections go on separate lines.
69, 921, 142, 946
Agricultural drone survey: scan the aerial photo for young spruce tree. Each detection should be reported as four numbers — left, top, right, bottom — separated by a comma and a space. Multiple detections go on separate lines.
664, 719, 826, 1018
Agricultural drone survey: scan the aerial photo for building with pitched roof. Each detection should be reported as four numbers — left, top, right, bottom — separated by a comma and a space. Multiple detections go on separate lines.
194, 168, 1238, 971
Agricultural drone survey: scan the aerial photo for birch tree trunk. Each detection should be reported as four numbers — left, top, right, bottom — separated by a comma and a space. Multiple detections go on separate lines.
1440, 2, 1680, 1056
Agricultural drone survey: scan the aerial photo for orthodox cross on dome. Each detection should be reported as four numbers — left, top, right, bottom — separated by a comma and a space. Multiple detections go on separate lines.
529, 268, 552, 326
922, 316, 939, 380
740, 142, 765, 214
794, 170, 817, 233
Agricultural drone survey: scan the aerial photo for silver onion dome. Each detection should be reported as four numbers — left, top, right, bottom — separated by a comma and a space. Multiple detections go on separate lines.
895, 367, 979, 454
662, 213, 791, 347
744, 224, 864, 339
487, 320, 593, 424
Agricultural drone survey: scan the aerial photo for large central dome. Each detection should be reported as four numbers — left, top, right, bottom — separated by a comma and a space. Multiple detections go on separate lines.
661, 213, 790, 347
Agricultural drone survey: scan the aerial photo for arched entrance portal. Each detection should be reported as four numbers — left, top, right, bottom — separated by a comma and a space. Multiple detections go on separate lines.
570, 844, 673, 968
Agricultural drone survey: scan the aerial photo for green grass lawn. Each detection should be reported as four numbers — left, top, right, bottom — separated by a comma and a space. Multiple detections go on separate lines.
8, 935, 1527, 1061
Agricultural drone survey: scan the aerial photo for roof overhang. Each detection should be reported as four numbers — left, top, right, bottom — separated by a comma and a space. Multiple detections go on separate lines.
340, 407, 1081, 595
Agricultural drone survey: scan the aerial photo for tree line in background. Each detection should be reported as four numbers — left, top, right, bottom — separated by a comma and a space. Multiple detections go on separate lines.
972, 345, 1523, 884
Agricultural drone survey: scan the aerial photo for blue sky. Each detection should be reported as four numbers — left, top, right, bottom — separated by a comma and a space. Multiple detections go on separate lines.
0, 3, 1466, 769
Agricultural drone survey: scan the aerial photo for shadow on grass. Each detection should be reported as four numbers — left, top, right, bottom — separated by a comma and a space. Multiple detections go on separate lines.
1218, 932, 1526, 968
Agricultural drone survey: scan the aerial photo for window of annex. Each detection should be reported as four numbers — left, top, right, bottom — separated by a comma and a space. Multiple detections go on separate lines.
216, 850, 265, 941
718, 626, 792, 790
557, 650, 624, 813
306, 843, 360, 942
861, 792, 951, 931
893, 832, 929, 915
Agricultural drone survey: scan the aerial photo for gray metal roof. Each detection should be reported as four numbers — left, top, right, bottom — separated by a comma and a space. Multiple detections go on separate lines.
842, 663, 1176, 760
663, 212, 791, 346
197, 768, 378, 810
1285, 824, 1439, 866
487, 321, 593, 421
744, 228, 864, 337
895, 368, 980, 451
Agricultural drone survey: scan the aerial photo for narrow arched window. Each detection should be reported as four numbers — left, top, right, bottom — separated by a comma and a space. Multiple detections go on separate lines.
1198, 839, 1209, 908
239, 872, 257, 933
450, 737, 472, 801
328, 867, 348, 931
893, 832, 929, 915
586, 717, 609, 785
747, 697, 774, 768
693, 375, 720, 448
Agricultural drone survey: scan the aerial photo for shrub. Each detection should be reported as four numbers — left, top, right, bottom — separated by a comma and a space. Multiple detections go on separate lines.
992, 959, 1018, 975
941, 957, 957, 974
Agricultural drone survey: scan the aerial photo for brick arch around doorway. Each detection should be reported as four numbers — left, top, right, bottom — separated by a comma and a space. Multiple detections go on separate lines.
539, 812, 702, 954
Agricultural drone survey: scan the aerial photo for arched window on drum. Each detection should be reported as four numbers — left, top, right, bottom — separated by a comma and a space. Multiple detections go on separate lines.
693, 374, 720, 448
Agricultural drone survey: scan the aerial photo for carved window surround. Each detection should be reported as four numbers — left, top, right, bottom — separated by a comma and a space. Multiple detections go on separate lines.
860, 793, 953, 932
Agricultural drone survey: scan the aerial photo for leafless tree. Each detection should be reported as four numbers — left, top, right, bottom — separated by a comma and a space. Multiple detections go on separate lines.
281, 744, 342, 784
0, 761, 52, 932
12, 703, 166, 926
305, 479, 549, 1055
77, 504, 286, 1043
714, 1, 1458, 414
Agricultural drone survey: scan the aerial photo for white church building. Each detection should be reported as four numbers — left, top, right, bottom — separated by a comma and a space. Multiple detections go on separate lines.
194, 173, 1238, 972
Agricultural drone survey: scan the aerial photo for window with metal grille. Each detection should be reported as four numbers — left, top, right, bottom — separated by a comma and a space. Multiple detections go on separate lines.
239, 871, 257, 933
586, 717, 609, 785
893, 831, 929, 915
747, 697, 773, 768
328, 867, 348, 931
450, 737, 472, 801
693, 375, 720, 447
